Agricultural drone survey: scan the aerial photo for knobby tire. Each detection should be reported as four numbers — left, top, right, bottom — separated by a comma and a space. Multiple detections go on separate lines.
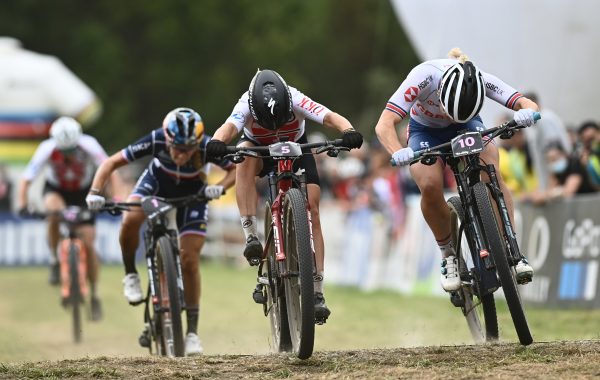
68, 241, 83, 344
154, 236, 185, 357
282, 188, 315, 360
472, 182, 532, 345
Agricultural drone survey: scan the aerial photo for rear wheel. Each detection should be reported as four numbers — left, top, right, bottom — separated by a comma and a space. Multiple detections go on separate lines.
67, 241, 83, 344
472, 182, 532, 345
448, 196, 498, 343
282, 188, 315, 360
263, 202, 292, 352
153, 236, 185, 357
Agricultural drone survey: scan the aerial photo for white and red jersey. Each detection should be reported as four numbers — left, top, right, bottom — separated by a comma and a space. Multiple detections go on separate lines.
225, 86, 331, 145
23, 134, 108, 191
386, 58, 523, 128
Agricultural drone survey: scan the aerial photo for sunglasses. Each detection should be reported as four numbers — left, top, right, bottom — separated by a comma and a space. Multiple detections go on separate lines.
172, 145, 198, 153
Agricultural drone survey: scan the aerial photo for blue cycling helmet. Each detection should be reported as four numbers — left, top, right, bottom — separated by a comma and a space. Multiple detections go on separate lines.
162, 107, 204, 146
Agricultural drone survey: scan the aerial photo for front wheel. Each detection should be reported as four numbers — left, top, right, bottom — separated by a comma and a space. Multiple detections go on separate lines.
282, 188, 315, 360
152, 236, 185, 357
66, 240, 83, 344
472, 182, 532, 345
448, 197, 498, 343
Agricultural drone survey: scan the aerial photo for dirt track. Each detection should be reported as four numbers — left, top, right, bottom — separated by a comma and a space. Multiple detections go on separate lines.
1, 340, 599, 379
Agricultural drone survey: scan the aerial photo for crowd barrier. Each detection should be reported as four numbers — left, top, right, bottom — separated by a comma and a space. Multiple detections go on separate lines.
1, 193, 599, 308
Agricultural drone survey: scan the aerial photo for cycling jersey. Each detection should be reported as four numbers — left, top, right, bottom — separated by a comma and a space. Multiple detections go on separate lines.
386, 59, 523, 128
225, 86, 331, 145
121, 128, 234, 182
23, 135, 107, 191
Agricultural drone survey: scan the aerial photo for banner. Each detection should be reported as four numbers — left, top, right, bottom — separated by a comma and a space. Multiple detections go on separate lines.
517, 194, 600, 308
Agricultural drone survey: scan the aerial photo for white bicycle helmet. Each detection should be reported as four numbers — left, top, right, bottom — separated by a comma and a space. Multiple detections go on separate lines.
439, 61, 485, 123
50, 116, 82, 150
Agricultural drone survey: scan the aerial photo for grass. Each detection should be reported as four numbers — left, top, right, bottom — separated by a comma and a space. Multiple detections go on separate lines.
0, 261, 599, 363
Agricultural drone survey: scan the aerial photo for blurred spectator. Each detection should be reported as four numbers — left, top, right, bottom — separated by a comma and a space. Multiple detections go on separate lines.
0, 164, 12, 211
525, 142, 596, 204
0, 36, 102, 164
522, 92, 571, 191
498, 128, 538, 198
576, 121, 600, 188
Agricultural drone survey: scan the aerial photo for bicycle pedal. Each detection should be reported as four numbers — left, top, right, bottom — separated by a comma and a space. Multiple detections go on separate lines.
252, 285, 267, 305
138, 332, 151, 348
314, 316, 328, 325
128, 298, 145, 307
449, 291, 464, 308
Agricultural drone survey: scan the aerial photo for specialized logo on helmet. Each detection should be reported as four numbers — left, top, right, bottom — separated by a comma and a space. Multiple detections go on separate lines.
267, 98, 276, 115
404, 86, 419, 103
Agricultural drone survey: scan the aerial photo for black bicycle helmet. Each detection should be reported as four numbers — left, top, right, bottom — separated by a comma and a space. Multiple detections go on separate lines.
439, 61, 486, 123
162, 107, 204, 146
248, 69, 293, 130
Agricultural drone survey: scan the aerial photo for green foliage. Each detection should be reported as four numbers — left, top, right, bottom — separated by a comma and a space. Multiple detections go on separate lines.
0, 0, 419, 152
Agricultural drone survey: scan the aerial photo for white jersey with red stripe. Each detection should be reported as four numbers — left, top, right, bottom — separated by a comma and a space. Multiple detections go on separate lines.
22, 134, 108, 191
385, 58, 523, 128
225, 86, 331, 145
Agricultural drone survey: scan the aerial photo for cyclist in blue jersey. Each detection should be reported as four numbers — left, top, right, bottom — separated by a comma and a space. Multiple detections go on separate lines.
86, 107, 235, 355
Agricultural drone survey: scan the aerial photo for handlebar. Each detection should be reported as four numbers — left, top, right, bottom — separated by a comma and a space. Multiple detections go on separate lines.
390, 112, 541, 167
222, 138, 348, 163
100, 192, 212, 216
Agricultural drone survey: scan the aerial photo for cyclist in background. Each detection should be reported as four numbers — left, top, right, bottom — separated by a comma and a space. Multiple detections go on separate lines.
85, 107, 235, 356
17, 116, 114, 321
375, 47, 538, 292
204, 69, 364, 321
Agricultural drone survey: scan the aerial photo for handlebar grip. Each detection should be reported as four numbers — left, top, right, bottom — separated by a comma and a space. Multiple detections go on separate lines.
389, 150, 421, 167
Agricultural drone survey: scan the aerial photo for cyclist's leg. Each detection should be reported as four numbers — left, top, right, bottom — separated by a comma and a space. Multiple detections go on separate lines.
78, 223, 103, 320
178, 204, 207, 355
119, 195, 146, 274
179, 234, 204, 332
235, 139, 264, 263
301, 146, 330, 320
407, 122, 460, 291
43, 190, 65, 285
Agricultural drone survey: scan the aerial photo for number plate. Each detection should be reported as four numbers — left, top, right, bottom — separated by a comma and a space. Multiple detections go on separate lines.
451, 132, 483, 157
268, 141, 303, 159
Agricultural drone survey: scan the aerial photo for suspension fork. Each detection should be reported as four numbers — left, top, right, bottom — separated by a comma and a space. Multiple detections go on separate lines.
486, 164, 522, 264
454, 158, 495, 271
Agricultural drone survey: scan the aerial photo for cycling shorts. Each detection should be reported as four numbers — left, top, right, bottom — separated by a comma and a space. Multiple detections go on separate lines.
238, 133, 320, 186
131, 166, 208, 236
407, 115, 486, 157
43, 183, 95, 225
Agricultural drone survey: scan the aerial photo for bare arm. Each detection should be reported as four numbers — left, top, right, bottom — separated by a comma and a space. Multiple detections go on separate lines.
375, 110, 405, 154
323, 111, 354, 133
514, 97, 539, 112
216, 165, 236, 190
212, 122, 240, 144
89, 152, 129, 194
17, 179, 31, 210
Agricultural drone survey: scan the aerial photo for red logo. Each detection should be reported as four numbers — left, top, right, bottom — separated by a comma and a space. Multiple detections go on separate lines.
404, 86, 419, 103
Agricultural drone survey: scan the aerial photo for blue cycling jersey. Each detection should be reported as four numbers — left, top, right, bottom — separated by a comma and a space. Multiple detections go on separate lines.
121, 128, 233, 182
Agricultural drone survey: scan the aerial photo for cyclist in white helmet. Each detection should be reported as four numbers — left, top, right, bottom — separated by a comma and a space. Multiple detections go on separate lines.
375, 47, 539, 292
17, 116, 117, 321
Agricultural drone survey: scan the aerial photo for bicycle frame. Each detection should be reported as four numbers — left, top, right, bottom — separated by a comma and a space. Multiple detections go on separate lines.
265, 158, 314, 268
142, 204, 183, 316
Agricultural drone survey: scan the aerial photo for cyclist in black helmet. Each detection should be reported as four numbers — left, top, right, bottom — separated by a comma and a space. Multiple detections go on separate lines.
206, 69, 363, 321
86, 107, 236, 355
375, 47, 539, 292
